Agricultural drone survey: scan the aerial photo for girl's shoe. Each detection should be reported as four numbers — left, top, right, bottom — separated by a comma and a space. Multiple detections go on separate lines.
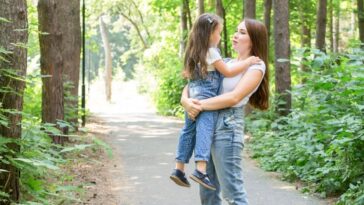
189, 169, 216, 190
170, 169, 191, 187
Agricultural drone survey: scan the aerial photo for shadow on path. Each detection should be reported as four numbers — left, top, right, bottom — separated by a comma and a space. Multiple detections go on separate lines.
88, 81, 327, 205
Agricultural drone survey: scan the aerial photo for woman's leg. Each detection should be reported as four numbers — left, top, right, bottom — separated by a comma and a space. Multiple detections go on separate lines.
199, 152, 222, 205
213, 108, 248, 205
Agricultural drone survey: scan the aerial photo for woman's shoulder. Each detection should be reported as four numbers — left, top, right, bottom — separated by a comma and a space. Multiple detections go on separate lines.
248, 61, 266, 74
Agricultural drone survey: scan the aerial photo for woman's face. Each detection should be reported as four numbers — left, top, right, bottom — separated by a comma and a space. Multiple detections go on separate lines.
232, 21, 252, 55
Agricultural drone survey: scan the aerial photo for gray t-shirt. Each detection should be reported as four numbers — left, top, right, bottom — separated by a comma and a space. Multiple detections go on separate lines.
221, 59, 266, 107
206, 47, 222, 71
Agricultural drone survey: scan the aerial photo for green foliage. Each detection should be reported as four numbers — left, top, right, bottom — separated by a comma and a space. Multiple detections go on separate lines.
142, 41, 186, 116
246, 49, 364, 203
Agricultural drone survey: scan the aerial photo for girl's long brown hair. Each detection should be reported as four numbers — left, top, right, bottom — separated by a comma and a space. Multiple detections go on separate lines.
183, 13, 223, 80
244, 18, 270, 110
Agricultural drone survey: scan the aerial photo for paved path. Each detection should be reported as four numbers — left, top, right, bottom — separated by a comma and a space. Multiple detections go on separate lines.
88, 81, 327, 205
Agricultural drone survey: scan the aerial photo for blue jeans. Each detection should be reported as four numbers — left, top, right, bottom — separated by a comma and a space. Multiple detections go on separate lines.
200, 107, 249, 205
176, 71, 222, 163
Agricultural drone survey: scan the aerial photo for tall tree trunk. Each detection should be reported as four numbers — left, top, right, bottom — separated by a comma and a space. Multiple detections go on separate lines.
274, 0, 291, 116
329, 0, 334, 52
185, 0, 192, 30
0, 1, 27, 203
264, 0, 272, 42
358, 0, 364, 46
316, 0, 327, 51
334, 6, 340, 52
216, 0, 229, 56
300, 1, 312, 75
62, 0, 81, 130
244, 0, 256, 19
197, 0, 205, 16
180, 0, 188, 57
351, 0, 357, 37
38, 0, 67, 144
99, 16, 112, 102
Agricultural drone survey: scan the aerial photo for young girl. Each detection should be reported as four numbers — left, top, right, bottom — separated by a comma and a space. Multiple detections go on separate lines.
170, 13, 260, 190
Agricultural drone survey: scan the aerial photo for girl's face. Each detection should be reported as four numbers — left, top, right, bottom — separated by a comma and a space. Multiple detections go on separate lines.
210, 23, 223, 47
232, 21, 252, 55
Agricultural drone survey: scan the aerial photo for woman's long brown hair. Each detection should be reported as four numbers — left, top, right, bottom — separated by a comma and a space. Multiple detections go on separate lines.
244, 18, 270, 110
183, 13, 223, 80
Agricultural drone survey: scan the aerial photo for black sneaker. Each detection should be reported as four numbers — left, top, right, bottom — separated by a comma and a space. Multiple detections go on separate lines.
170, 169, 191, 187
189, 169, 216, 190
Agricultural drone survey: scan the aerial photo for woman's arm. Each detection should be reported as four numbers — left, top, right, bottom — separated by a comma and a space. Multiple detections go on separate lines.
200, 69, 264, 110
180, 85, 202, 119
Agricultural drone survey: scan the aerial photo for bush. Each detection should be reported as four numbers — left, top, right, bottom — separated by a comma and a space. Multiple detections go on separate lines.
246, 48, 364, 203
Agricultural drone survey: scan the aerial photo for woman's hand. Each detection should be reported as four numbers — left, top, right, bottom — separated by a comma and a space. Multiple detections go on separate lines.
182, 98, 202, 120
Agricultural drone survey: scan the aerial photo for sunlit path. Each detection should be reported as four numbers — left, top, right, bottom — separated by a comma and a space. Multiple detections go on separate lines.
88, 80, 327, 205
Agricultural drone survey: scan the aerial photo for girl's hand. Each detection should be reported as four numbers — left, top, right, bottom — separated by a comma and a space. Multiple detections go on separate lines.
183, 98, 202, 120
246, 56, 261, 66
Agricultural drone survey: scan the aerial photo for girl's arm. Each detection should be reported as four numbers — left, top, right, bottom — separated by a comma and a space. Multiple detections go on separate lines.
213, 56, 260, 77
200, 69, 264, 110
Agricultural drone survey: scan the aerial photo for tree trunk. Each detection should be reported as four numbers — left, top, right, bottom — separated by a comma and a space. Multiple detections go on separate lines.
216, 0, 229, 56
274, 0, 291, 116
99, 16, 112, 102
358, 0, 364, 46
38, 0, 67, 144
0, 0, 27, 203
334, 6, 340, 52
197, 0, 204, 16
316, 0, 327, 51
180, 0, 188, 57
185, 0, 192, 30
351, 0, 357, 37
62, 0, 81, 130
299, 1, 312, 74
329, 0, 334, 52
264, 0, 272, 42
244, 0, 256, 19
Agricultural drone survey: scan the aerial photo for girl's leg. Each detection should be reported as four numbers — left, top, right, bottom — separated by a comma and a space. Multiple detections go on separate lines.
196, 161, 207, 173
171, 112, 196, 187
194, 110, 216, 169
175, 112, 196, 165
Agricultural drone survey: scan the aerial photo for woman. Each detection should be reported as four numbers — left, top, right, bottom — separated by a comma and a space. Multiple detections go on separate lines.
181, 19, 269, 205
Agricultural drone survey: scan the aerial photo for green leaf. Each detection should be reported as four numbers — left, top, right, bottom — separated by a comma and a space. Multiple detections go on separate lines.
93, 137, 113, 158
60, 144, 93, 153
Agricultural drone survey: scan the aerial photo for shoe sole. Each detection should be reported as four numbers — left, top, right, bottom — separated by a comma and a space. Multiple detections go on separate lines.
189, 175, 216, 191
170, 175, 190, 187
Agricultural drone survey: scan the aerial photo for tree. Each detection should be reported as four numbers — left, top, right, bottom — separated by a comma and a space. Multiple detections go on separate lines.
358, 0, 364, 46
264, 0, 272, 41
197, 0, 204, 16
216, 0, 229, 56
110, 0, 151, 50
244, 0, 256, 19
299, 1, 313, 74
180, 0, 188, 56
274, 0, 291, 116
99, 16, 112, 102
0, 0, 28, 202
334, 0, 340, 52
38, 0, 67, 144
62, 0, 81, 129
328, 0, 334, 52
316, 0, 327, 51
